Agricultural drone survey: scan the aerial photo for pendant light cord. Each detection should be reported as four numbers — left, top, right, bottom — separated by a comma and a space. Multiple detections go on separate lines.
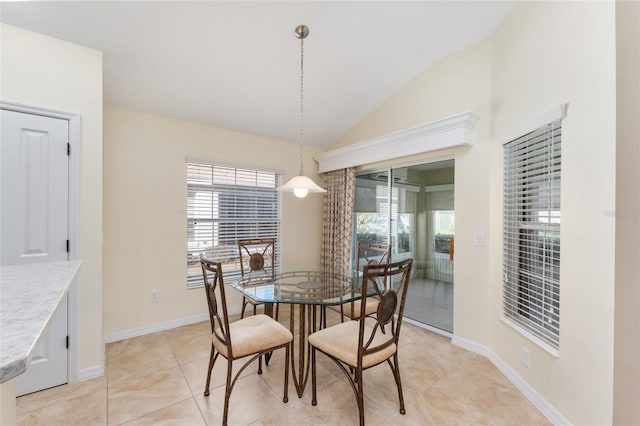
299, 34, 305, 176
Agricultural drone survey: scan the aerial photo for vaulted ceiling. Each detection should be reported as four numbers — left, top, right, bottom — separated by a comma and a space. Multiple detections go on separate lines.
1, 1, 515, 147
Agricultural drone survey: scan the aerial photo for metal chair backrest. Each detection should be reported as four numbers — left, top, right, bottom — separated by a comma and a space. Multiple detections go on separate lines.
238, 238, 275, 278
356, 241, 391, 272
358, 259, 413, 364
200, 255, 233, 356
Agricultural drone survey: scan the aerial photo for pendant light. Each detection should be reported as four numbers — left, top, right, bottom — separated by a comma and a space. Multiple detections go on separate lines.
278, 25, 326, 198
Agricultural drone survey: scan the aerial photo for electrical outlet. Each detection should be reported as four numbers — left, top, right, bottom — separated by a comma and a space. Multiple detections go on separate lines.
521, 347, 531, 368
151, 290, 159, 303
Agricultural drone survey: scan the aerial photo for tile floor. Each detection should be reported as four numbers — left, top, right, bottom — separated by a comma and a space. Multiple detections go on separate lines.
16, 308, 550, 425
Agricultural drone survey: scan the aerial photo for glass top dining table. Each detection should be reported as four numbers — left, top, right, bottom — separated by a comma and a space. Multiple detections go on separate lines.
231, 269, 367, 306
230, 269, 368, 398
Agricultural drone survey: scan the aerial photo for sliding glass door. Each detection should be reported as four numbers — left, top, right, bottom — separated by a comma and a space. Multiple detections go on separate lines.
352, 161, 454, 333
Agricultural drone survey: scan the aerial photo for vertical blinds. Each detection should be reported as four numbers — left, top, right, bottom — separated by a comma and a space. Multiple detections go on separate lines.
186, 161, 281, 288
503, 120, 561, 349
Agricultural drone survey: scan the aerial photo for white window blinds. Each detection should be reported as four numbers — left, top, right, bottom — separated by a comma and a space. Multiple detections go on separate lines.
186, 161, 281, 288
503, 120, 561, 350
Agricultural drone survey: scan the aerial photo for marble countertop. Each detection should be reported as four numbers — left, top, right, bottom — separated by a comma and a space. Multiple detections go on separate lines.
0, 260, 82, 383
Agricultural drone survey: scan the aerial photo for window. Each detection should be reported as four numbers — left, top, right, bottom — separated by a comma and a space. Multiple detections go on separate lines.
503, 120, 561, 350
186, 160, 281, 288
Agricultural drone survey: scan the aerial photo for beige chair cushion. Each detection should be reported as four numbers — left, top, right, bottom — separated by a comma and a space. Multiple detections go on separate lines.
308, 321, 396, 369
243, 295, 260, 305
213, 314, 292, 359
328, 298, 379, 319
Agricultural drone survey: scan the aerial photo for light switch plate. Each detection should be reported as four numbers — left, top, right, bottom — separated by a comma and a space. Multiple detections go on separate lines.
474, 232, 485, 247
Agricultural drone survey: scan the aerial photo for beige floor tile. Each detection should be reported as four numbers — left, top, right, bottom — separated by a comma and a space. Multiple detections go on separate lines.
490, 398, 552, 426
400, 386, 494, 425
17, 389, 106, 426
249, 392, 381, 426
166, 331, 214, 365
399, 348, 449, 389
288, 375, 398, 426
248, 396, 321, 426
16, 376, 106, 416
356, 362, 408, 411
180, 355, 215, 397
106, 331, 168, 359
252, 358, 291, 398
107, 331, 180, 385
14, 321, 550, 426
463, 352, 514, 384
121, 398, 205, 426
107, 366, 192, 425
180, 353, 257, 396
432, 364, 545, 424
162, 321, 210, 339
195, 373, 288, 425
398, 320, 441, 346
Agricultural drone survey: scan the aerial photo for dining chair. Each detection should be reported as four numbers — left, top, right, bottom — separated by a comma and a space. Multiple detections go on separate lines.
328, 241, 391, 322
200, 255, 292, 426
237, 238, 278, 319
309, 258, 413, 426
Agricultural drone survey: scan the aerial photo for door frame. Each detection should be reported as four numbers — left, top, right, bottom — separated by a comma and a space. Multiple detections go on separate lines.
1, 100, 81, 383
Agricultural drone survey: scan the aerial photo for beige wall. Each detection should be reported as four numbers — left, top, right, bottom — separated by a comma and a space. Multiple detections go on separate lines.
339, 36, 496, 351
613, 1, 640, 424
491, 3, 616, 424
103, 107, 324, 335
1, 24, 104, 373
334, 2, 618, 423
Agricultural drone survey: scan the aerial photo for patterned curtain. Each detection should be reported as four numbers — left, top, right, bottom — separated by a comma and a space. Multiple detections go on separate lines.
320, 168, 356, 271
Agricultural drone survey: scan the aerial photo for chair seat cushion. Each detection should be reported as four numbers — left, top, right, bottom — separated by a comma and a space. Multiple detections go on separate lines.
213, 314, 292, 359
327, 298, 379, 319
308, 321, 396, 369
243, 295, 262, 305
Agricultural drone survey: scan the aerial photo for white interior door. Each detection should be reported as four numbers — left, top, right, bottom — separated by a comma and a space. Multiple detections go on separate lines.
1, 109, 70, 396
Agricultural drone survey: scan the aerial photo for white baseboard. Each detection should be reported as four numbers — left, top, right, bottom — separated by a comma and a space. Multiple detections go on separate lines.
75, 364, 104, 382
452, 336, 570, 426
103, 313, 208, 343
103, 308, 241, 344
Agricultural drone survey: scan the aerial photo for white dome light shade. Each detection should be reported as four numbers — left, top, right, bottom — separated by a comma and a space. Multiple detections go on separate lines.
278, 175, 326, 198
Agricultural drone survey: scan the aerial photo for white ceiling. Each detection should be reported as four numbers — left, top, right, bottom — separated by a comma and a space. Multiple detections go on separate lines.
0, 1, 515, 148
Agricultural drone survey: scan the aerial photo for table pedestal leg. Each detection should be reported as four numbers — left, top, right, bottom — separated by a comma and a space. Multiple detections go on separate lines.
263, 302, 274, 365
289, 304, 319, 398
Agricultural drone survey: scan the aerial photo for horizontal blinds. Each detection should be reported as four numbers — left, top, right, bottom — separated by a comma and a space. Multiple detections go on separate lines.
503, 120, 561, 349
187, 161, 281, 287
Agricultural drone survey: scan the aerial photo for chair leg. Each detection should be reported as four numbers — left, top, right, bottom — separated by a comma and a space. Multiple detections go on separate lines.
240, 297, 247, 319
222, 357, 233, 426
253, 303, 257, 316
258, 354, 263, 374
356, 368, 365, 426
318, 306, 324, 329
311, 346, 317, 406
391, 354, 406, 415
204, 345, 216, 396
283, 344, 290, 403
